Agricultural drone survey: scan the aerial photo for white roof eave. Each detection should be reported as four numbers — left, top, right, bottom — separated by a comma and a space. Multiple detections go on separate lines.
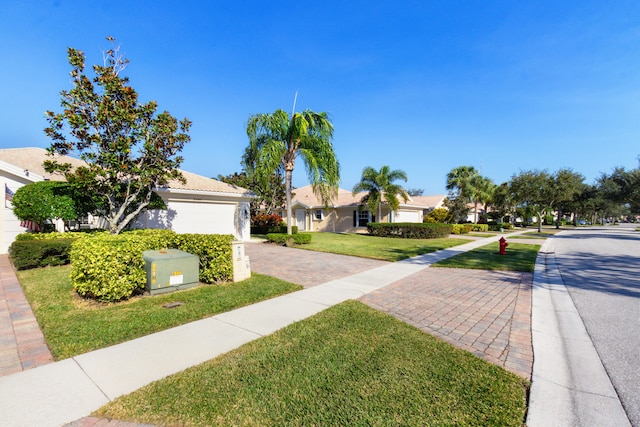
0, 159, 45, 182
155, 187, 257, 200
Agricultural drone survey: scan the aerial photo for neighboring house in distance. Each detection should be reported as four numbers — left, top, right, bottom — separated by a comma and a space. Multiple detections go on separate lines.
277, 185, 445, 233
0, 147, 254, 254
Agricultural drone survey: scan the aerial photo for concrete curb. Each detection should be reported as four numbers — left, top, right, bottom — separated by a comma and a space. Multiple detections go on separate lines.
526, 238, 631, 426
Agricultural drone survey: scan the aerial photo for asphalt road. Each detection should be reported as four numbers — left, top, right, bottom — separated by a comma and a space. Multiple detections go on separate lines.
553, 224, 640, 426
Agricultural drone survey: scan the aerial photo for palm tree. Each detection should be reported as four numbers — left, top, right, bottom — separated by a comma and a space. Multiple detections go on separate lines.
352, 165, 409, 223
469, 175, 495, 223
246, 108, 340, 235
446, 165, 479, 202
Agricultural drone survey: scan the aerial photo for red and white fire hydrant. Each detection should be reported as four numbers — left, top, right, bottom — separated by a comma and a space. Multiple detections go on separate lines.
499, 237, 508, 255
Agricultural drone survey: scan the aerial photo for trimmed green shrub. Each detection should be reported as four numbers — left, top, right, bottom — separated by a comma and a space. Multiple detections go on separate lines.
174, 234, 234, 284
9, 239, 74, 270
367, 223, 452, 239
266, 232, 312, 245
70, 233, 170, 302
469, 224, 489, 232
70, 230, 235, 302
251, 225, 298, 235
488, 222, 514, 231
450, 224, 472, 235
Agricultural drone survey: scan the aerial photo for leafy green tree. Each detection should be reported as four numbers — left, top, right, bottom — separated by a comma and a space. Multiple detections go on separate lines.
509, 169, 553, 232
217, 171, 286, 218
12, 181, 88, 230
246, 108, 340, 234
549, 169, 585, 228
598, 166, 640, 214
443, 196, 471, 223
240, 137, 288, 215
489, 182, 516, 223
43, 37, 191, 234
352, 165, 409, 222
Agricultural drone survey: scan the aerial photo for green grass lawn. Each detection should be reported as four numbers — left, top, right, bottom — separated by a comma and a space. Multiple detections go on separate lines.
17, 232, 533, 425
16, 266, 301, 359
299, 232, 469, 261
96, 300, 528, 427
432, 242, 541, 272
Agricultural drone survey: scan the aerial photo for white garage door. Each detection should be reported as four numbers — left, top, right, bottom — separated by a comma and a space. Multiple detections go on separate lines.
394, 210, 420, 223
168, 201, 236, 235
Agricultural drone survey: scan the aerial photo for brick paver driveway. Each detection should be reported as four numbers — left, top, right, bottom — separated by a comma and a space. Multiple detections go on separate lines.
245, 241, 533, 379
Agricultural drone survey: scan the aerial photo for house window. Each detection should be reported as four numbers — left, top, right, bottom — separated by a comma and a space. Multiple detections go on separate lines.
314, 209, 323, 220
358, 210, 370, 227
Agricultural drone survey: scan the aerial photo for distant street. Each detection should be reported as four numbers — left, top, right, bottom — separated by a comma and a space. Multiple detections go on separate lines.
553, 224, 640, 426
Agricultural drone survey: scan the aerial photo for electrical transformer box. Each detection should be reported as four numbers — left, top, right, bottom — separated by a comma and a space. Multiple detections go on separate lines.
142, 249, 200, 295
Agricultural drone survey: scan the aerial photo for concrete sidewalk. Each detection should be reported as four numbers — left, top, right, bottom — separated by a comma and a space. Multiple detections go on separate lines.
1, 231, 536, 426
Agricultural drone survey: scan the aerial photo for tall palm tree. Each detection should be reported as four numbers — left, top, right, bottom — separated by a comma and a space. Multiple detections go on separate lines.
446, 166, 490, 223
352, 165, 409, 222
446, 165, 479, 201
469, 175, 495, 223
246, 108, 340, 235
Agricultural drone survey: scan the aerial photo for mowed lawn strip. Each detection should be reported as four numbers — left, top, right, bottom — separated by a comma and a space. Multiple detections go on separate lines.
298, 232, 470, 261
16, 266, 302, 359
96, 300, 528, 427
432, 242, 541, 272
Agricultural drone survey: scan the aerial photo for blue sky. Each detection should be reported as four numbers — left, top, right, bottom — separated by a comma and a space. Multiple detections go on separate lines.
2, 1, 639, 195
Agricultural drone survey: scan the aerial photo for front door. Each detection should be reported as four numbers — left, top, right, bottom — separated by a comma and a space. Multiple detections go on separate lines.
295, 209, 306, 231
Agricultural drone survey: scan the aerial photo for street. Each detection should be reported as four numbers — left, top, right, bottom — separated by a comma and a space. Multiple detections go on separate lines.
553, 224, 640, 426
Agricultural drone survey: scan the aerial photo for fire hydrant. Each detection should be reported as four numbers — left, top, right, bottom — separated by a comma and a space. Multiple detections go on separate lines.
499, 237, 508, 255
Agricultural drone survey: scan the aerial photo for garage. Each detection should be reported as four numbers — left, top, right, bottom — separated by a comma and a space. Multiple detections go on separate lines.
394, 209, 421, 223
165, 200, 237, 235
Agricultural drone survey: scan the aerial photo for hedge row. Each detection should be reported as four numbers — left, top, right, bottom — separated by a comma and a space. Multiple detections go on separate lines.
266, 232, 312, 245
14, 231, 90, 241
367, 223, 452, 239
9, 239, 75, 270
69, 230, 234, 302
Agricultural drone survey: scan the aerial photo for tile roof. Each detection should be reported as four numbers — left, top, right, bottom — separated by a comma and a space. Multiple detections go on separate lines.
0, 147, 84, 181
0, 147, 251, 195
291, 184, 445, 209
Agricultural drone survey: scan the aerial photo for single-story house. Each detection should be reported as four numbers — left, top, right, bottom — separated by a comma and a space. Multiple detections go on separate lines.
0, 147, 254, 254
277, 185, 446, 233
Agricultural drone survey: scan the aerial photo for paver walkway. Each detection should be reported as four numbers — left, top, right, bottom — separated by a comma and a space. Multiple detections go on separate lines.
0, 255, 53, 376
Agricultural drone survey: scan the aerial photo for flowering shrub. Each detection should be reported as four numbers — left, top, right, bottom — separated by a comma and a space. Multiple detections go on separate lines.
252, 213, 283, 227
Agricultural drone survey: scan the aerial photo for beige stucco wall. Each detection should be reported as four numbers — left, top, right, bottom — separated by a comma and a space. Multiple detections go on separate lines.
284, 204, 425, 235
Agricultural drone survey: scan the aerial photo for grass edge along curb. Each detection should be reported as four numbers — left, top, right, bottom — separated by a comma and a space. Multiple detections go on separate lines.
433, 242, 542, 272
95, 301, 528, 427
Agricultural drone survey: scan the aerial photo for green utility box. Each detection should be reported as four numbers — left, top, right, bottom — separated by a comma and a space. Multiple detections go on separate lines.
142, 249, 199, 295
